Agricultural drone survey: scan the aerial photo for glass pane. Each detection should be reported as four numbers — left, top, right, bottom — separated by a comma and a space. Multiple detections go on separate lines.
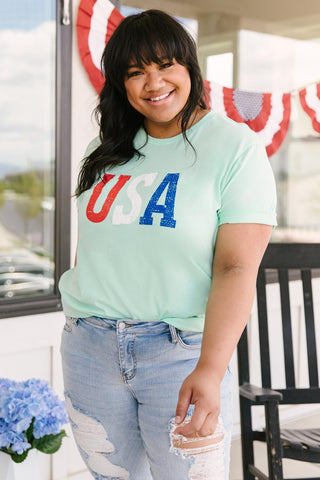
0, 0, 56, 300
238, 29, 320, 243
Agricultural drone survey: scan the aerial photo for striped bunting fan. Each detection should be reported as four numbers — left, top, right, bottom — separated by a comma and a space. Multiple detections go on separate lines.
299, 83, 320, 134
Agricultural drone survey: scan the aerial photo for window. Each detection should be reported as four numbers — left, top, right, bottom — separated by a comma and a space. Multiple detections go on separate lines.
206, 52, 233, 88
0, 0, 71, 318
237, 29, 320, 244
199, 20, 320, 245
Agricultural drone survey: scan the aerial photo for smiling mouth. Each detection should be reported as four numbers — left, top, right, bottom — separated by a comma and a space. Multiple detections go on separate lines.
147, 91, 174, 102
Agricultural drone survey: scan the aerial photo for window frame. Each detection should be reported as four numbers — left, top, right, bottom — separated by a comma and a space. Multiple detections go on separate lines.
0, 0, 72, 319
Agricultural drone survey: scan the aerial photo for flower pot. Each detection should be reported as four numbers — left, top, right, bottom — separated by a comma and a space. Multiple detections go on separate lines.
0, 449, 40, 480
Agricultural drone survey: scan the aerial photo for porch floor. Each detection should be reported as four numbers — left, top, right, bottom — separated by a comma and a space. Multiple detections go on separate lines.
230, 412, 320, 480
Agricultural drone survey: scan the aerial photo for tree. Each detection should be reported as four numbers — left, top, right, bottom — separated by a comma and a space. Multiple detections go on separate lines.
11, 170, 44, 237
0, 181, 5, 208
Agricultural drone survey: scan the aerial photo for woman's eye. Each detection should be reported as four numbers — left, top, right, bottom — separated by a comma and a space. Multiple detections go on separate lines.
160, 62, 173, 69
127, 70, 143, 78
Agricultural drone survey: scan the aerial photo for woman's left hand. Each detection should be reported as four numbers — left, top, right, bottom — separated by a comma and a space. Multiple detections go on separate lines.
174, 364, 221, 437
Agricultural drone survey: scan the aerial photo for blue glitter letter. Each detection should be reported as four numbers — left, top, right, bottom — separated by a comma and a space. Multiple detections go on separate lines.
139, 173, 179, 228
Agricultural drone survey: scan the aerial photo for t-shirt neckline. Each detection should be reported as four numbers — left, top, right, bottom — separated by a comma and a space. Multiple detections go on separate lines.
142, 111, 214, 145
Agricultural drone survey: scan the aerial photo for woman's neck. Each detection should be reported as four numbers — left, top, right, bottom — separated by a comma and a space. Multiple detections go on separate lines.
144, 108, 210, 139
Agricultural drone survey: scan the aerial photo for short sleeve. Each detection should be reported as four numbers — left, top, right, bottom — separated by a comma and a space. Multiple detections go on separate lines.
78, 137, 101, 171
217, 136, 277, 226
83, 136, 101, 159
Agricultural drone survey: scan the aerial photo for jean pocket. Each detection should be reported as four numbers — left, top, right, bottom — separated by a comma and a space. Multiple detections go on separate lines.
176, 330, 203, 349
80, 316, 116, 330
63, 316, 78, 333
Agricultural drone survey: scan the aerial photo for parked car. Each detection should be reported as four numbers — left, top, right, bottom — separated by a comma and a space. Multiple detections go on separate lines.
0, 252, 54, 298
0, 272, 54, 298
0, 261, 53, 276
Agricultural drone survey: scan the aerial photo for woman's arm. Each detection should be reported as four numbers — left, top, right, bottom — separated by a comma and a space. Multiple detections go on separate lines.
174, 222, 272, 437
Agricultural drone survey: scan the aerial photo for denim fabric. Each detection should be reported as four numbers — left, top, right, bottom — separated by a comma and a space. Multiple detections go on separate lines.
60, 316, 234, 480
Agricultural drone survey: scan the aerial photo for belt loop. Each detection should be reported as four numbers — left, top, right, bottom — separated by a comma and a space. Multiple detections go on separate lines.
169, 324, 178, 343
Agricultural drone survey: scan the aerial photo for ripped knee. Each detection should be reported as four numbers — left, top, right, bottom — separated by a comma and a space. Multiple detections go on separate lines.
170, 416, 225, 455
169, 416, 226, 479
65, 395, 130, 480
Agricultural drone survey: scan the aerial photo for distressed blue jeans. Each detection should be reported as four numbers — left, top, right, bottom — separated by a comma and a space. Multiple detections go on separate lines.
60, 316, 234, 480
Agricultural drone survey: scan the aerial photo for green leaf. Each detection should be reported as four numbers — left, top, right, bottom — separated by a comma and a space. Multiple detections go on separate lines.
26, 418, 35, 443
11, 449, 30, 463
1, 447, 16, 455
33, 430, 67, 454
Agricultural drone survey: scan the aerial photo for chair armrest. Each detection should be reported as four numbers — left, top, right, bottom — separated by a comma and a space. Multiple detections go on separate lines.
239, 383, 283, 402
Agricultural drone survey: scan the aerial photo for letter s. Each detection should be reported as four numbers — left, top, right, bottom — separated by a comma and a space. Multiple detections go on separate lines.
112, 173, 158, 225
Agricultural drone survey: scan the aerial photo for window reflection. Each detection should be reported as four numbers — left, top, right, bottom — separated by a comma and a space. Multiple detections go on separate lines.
0, 1, 55, 300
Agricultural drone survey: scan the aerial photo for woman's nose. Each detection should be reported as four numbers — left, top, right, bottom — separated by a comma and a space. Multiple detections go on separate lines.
145, 71, 165, 91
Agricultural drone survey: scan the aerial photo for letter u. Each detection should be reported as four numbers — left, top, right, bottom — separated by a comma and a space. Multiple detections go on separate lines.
86, 174, 131, 223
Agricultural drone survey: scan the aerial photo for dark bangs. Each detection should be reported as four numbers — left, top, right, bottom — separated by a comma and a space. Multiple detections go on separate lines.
101, 10, 195, 92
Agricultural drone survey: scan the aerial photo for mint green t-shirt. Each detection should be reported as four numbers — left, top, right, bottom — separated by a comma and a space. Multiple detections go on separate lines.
59, 112, 277, 331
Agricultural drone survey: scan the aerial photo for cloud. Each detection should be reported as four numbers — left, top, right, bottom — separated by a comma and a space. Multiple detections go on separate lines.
0, 21, 55, 172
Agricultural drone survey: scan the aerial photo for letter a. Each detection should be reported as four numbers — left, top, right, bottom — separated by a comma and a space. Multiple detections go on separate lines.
139, 173, 179, 228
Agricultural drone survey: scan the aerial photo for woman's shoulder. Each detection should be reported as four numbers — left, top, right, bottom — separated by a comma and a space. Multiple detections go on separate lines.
202, 111, 260, 150
83, 136, 101, 158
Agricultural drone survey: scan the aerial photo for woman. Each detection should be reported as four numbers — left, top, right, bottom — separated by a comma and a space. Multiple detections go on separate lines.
59, 9, 277, 480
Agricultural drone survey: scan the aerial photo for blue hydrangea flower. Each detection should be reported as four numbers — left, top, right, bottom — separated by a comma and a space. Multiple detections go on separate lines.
0, 378, 68, 455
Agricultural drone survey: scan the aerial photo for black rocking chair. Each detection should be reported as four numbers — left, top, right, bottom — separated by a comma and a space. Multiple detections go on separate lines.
237, 245, 320, 480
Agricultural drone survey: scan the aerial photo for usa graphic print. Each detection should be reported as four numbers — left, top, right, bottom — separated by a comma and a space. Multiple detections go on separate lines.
86, 172, 180, 228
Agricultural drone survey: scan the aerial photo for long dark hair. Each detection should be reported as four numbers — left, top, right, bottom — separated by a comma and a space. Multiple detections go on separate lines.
76, 9, 207, 197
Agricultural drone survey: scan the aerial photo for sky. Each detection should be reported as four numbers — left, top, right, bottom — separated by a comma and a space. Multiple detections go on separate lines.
0, 0, 54, 30
0, 2, 55, 178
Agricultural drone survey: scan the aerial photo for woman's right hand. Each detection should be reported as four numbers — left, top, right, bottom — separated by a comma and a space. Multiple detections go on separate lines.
174, 364, 221, 438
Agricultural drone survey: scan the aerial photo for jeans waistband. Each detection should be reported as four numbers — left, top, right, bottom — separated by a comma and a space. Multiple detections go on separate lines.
117, 319, 179, 342
75, 316, 179, 343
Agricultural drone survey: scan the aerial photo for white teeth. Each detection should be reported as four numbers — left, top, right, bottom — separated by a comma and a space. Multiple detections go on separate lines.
149, 92, 171, 102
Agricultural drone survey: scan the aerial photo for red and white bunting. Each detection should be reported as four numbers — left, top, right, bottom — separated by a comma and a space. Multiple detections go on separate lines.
77, 0, 123, 93
205, 81, 291, 157
299, 83, 320, 134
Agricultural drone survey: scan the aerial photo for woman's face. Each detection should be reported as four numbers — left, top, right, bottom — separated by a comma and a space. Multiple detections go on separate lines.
124, 58, 191, 138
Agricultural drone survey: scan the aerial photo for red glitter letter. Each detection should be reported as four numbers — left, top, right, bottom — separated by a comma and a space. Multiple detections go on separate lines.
86, 174, 131, 223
